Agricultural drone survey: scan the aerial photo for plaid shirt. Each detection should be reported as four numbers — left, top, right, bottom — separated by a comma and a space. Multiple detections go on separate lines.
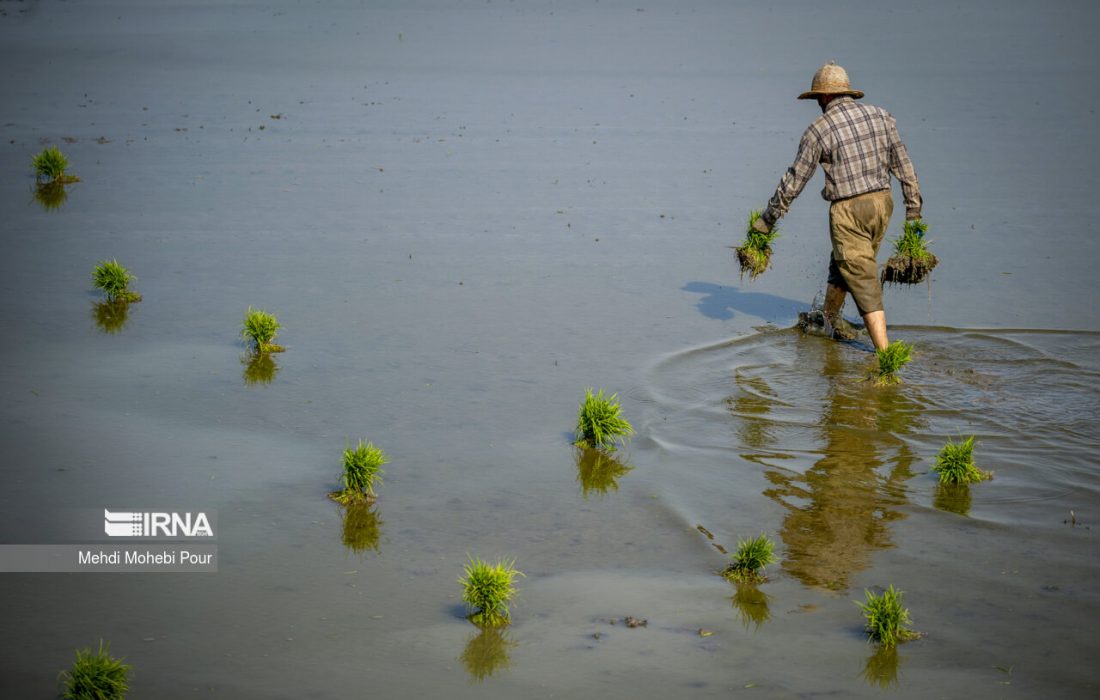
762, 97, 922, 225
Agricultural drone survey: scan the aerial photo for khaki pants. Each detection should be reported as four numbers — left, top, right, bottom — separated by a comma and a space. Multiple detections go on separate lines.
826, 190, 893, 315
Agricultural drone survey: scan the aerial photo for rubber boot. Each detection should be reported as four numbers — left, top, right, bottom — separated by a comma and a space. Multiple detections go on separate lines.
822, 283, 857, 341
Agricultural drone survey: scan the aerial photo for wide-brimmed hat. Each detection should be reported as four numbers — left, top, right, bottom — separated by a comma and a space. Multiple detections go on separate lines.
797, 61, 864, 100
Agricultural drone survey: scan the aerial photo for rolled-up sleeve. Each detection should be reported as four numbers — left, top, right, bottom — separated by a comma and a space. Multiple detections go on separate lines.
763, 127, 822, 226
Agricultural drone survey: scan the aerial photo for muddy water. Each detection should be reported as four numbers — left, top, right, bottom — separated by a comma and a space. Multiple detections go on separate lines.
2, 0, 1100, 698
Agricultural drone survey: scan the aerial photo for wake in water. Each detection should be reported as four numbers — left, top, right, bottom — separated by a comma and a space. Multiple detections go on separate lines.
644, 326, 1100, 588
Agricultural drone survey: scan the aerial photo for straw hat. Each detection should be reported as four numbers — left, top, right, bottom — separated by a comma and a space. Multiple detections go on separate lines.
797, 61, 864, 100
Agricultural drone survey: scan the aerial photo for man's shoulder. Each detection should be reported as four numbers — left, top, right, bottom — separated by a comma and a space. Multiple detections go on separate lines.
834, 100, 891, 120
815, 101, 895, 130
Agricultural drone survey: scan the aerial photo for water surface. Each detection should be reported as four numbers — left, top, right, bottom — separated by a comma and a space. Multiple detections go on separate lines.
2, 1, 1099, 697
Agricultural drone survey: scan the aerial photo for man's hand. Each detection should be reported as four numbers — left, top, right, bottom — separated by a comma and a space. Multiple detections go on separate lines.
751, 216, 771, 234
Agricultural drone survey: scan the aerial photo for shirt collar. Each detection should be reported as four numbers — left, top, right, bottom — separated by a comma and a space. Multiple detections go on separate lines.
825, 96, 856, 112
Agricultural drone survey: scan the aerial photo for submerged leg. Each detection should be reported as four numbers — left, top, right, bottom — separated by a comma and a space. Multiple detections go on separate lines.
821, 281, 859, 341
862, 309, 889, 351
822, 282, 846, 325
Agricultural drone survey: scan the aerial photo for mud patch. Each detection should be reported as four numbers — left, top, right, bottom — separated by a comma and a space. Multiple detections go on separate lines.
880, 253, 939, 285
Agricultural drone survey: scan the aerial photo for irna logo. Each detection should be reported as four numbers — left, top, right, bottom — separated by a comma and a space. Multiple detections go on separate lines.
104, 509, 214, 538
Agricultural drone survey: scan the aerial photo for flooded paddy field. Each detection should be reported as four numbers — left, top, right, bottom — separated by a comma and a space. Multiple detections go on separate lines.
2, 0, 1099, 697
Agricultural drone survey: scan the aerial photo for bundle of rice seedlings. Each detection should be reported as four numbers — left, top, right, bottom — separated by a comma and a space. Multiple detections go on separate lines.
872, 341, 913, 385
880, 219, 938, 285
59, 640, 132, 700
721, 533, 777, 583
932, 435, 991, 485
575, 388, 634, 451
734, 210, 779, 280
459, 556, 524, 627
856, 585, 920, 647
32, 145, 80, 184
241, 306, 284, 353
329, 439, 388, 504
92, 259, 141, 303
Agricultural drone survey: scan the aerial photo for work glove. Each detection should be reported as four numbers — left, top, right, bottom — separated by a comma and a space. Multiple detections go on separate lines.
751, 215, 771, 234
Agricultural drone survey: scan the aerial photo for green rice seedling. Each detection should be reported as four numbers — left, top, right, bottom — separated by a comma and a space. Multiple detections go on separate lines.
575, 388, 634, 450
722, 533, 777, 583
34, 180, 69, 210
575, 446, 633, 498
731, 581, 773, 630
91, 300, 131, 334
340, 502, 383, 553
329, 440, 388, 505
459, 626, 518, 682
932, 435, 991, 485
873, 340, 913, 385
92, 259, 141, 303
459, 556, 524, 627
733, 210, 779, 280
881, 218, 938, 285
242, 352, 279, 385
33, 145, 79, 184
856, 585, 919, 647
58, 640, 132, 700
241, 306, 284, 353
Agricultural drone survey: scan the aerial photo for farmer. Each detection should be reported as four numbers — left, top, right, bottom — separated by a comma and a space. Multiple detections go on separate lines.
752, 61, 922, 350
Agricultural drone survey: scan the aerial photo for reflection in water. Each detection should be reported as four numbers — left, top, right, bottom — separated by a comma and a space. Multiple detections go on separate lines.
574, 447, 632, 498
728, 373, 777, 451
91, 300, 132, 334
933, 483, 973, 517
340, 502, 383, 553
242, 353, 280, 385
459, 626, 517, 682
730, 581, 771, 631
33, 182, 68, 211
860, 644, 901, 688
759, 342, 922, 591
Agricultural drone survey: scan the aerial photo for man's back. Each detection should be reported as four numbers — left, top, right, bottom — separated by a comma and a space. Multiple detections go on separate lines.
765, 96, 921, 224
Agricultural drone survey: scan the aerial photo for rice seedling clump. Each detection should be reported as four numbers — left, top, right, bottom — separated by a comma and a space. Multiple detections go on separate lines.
881, 219, 939, 285
575, 388, 634, 450
59, 640, 132, 700
856, 585, 920, 647
92, 259, 141, 303
722, 533, 777, 583
459, 556, 524, 626
241, 306, 284, 353
33, 145, 79, 184
873, 340, 913, 385
734, 210, 779, 280
330, 439, 388, 505
932, 435, 991, 485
